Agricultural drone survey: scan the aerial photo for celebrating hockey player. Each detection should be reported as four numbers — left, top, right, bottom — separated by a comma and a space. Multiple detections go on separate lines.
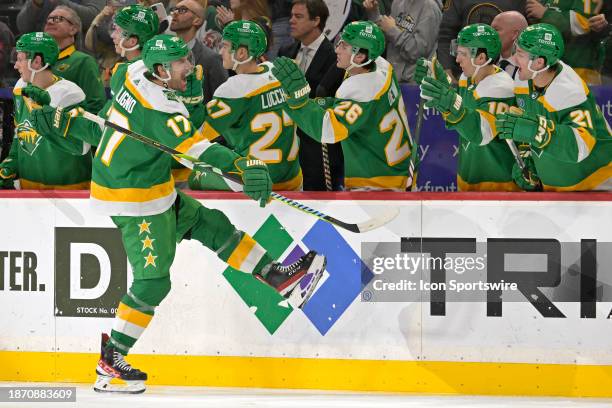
188, 20, 303, 192
28, 34, 326, 393
273, 21, 412, 191
496, 23, 612, 191
416, 24, 521, 191
0, 32, 91, 190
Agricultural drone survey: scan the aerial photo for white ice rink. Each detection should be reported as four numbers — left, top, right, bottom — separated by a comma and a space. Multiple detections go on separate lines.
2, 383, 612, 408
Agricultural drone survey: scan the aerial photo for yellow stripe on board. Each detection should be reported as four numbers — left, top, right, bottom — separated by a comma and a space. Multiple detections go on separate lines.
2, 351, 612, 397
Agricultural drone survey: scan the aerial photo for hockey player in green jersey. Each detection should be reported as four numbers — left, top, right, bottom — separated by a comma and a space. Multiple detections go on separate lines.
0, 32, 91, 190
273, 21, 412, 191
417, 24, 521, 191
188, 20, 303, 192
496, 23, 612, 191
528, 0, 606, 84
29, 34, 326, 394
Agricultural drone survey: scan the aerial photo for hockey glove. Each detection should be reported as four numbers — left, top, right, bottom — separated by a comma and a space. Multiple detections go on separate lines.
512, 155, 542, 191
495, 107, 555, 149
233, 157, 272, 208
21, 84, 51, 106
271, 57, 311, 109
0, 164, 16, 190
419, 76, 465, 123
176, 66, 205, 127
414, 57, 450, 86
30, 105, 72, 139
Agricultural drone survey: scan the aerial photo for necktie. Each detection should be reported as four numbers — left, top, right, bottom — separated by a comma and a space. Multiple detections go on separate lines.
298, 47, 311, 73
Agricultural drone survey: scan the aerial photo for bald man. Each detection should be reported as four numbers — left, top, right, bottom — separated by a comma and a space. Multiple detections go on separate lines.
491, 11, 528, 79
170, 0, 228, 104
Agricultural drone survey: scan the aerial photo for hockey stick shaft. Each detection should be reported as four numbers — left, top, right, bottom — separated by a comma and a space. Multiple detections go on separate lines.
82, 111, 396, 233
409, 98, 425, 191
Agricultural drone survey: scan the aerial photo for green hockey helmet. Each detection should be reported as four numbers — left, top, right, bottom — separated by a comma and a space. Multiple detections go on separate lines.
114, 5, 159, 46
516, 23, 564, 65
339, 20, 385, 61
142, 34, 191, 80
222, 20, 268, 58
16, 32, 59, 67
452, 23, 501, 60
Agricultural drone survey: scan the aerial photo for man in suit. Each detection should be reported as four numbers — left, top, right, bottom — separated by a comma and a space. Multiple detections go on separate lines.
278, 0, 345, 191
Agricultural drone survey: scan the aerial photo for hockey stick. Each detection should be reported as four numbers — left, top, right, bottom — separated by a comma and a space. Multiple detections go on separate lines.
321, 142, 333, 191
409, 98, 425, 191
81, 111, 399, 233
506, 107, 543, 191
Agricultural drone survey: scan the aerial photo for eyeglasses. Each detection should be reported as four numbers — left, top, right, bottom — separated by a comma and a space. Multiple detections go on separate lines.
46, 15, 75, 25
170, 6, 195, 15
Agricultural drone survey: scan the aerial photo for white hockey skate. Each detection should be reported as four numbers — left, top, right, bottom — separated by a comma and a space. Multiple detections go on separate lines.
258, 251, 326, 309
93, 333, 147, 394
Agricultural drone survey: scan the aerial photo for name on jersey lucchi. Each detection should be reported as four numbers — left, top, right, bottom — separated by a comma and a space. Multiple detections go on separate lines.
115, 87, 137, 114
261, 88, 287, 110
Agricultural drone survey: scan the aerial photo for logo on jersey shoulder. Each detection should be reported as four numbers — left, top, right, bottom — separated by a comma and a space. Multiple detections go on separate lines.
16, 120, 42, 155
163, 89, 180, 103
55, 63, 70, 72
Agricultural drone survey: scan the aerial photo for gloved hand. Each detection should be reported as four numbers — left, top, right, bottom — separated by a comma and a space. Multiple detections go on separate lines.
512, 155, 542, 191
176, 65, 204, 107
419, 76, 465, 123
0, 166, 16, 190
22, 84, 51, 106
271, 56, 311, 109
414, 57, 450, 86
495, 107, 554, 149
30, 105, 72, 138
177, 65, 205, 127
232, 157, 272, 207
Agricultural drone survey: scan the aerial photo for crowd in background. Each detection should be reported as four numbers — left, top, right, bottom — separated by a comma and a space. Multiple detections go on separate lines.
0, 0, 611, 190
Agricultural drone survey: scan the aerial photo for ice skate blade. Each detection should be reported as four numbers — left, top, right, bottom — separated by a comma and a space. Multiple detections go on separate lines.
94, 375, 146, 394
287, 255, 326, 309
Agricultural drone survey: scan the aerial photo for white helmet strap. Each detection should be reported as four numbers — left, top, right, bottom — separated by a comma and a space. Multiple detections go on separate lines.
119, 37, 140, 58
27, 59, 49, 83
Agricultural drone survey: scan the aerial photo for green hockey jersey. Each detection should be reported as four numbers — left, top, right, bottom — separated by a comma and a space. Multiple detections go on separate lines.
451, 69, 520, 191
53, 45, 107, 113
194, 61, 302, 191
0, 77, 92, 189
79, 60, 240, 215
541, 0, 604, 84
513, 61, 612, 190
284, 57, 411, 191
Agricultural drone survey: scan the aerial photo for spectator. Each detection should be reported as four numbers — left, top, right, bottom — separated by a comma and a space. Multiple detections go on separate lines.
170, 0, 228, 103
526, 0, 607, 84
269, 0, 293, 58
278, 0, 344, 190
17, 0, 104, 34
345, 0, 392, 24
491, 10, 527, 79
437, 0, 525, 80
593, 5, 612, 84
85, 0, 137, 87
216, 0, 271, 29
45, 5, 106, 113
0, 21, 15, 86
363, 0, 442, 83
